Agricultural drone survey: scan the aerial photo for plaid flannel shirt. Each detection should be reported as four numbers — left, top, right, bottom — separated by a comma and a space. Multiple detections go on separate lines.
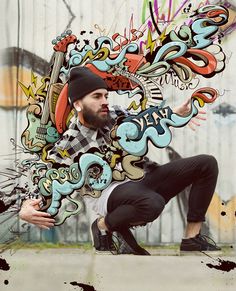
48, 105, 129, 165
23, 105, 159, 203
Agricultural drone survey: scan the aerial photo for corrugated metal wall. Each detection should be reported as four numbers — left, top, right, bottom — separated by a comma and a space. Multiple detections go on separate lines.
0, 0, 235, 245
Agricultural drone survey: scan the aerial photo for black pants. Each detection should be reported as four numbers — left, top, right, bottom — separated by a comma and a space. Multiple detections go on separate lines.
105, 154, 218, 231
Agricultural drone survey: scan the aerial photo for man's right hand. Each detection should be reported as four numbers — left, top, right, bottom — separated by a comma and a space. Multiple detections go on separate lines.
19, 199, 55, 229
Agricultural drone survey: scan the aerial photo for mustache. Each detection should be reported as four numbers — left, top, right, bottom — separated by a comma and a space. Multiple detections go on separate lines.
98, 106, 109, 112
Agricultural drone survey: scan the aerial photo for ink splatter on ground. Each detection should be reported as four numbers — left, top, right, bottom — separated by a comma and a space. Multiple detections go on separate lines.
206, 259, 236, 272
0, 258, 10, 271
64, 281, 97, 291
0, 258, 10, 285
202, 252, 236, 272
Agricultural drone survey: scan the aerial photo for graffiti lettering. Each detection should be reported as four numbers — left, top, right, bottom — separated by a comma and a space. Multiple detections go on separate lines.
116, 104, 197, 156
38, 153, 112, 215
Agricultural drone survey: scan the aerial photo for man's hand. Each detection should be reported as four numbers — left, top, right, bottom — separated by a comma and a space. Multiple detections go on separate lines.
19, 199, 55, 229
173, 98, 207, 131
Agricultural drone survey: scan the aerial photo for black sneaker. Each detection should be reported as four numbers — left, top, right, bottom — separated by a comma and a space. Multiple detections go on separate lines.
91, 219, 117, 254
115, 231, 134, 254
116, 228, 151, 255
180, 233, 221, 252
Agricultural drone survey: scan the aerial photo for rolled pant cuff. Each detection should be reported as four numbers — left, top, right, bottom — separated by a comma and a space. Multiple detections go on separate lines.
187, 217, 205, 222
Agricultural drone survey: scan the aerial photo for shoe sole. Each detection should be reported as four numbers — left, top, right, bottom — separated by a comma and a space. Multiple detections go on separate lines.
179, 250, 223, 256
94, 250, 116, 255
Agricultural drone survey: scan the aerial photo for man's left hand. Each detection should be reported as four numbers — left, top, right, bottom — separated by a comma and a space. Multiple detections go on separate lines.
173, 98, 207, 131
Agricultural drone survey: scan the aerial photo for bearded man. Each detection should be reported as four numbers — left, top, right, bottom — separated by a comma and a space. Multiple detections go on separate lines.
20, 67, 220, 255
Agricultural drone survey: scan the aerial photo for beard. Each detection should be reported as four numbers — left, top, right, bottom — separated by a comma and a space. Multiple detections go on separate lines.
82, 105, 111, 128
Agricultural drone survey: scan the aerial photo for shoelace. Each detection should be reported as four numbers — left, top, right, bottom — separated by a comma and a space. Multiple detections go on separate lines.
100, 234, 119, 255
111, 233, 126, 255
112, 232, 134, 255
197, 234, 217, 247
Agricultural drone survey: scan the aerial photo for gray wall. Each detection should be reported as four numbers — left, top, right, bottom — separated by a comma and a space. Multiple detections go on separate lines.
0, 0, 235, 245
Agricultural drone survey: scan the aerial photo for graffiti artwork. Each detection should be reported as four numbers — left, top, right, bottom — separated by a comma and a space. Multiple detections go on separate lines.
1, 3, 226, 226
1, 1, 236, 290
0, 1, 235, 239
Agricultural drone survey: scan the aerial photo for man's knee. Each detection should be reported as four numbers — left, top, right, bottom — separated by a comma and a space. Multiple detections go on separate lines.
143, 195, 165, 222
198, 154, 219, 176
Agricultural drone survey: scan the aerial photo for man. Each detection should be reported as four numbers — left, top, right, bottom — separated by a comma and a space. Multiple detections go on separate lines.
19, 67, 220, 255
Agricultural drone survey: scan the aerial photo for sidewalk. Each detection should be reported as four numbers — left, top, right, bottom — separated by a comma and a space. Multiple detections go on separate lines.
1, 248, 235, 291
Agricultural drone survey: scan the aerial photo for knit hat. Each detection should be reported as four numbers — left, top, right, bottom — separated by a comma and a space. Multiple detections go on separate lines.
68, 67, 108, 104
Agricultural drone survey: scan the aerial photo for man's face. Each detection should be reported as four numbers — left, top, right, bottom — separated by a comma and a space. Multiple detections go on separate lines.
74, 88, 110, 128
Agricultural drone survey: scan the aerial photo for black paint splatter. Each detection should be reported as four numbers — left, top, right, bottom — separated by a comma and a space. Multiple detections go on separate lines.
0, 200, 7, 213
4, 280, 9, 285
221, 211, 227, 216
202, 252, 236, 272
0, 258, 10, 271
0, 199, 16, 213
183, 3, 192, 13
69, 281, 97, 291
206, 259, 236, 272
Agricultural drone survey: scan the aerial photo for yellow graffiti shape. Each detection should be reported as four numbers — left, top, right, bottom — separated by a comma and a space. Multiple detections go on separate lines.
41, 144, 56, 163
112, 155, 144, 181
128, 98, 148, 111
159, 28, 167, 43
57, 148, 71, 159
110, 153, 121, 168
146, 28, 156, 54
193, 96, 205, 107
18, 81, 36, 100
31, 71, 38, 87
18, 73, 49, 102
83, 48, 110, 62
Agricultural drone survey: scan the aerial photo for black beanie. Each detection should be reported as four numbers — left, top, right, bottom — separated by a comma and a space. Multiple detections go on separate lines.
68, 67, 108, 104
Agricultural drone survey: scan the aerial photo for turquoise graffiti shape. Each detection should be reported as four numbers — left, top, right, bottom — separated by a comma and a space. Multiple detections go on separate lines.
46, 153, 112, 216
116, 100, 199, 156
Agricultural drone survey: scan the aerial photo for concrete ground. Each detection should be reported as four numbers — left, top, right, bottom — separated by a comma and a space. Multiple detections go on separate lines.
0, 248, 235, 291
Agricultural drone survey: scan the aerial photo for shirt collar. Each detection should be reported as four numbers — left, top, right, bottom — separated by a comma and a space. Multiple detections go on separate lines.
73, 114, 111, 141
76, 118, 98, 141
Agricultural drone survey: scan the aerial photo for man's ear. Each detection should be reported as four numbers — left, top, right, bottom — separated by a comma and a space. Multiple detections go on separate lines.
73, 100, 82, 112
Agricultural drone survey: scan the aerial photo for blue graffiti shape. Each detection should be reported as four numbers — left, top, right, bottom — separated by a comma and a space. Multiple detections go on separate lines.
191, 5, 229, 49
60, 36, 139, 76
39, 153, 112, 216
55, 196, 84, 226
169, 25, 195, 47
137, 41, 188, 77
169, 5, 228, 49
116, 101, 199, 156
